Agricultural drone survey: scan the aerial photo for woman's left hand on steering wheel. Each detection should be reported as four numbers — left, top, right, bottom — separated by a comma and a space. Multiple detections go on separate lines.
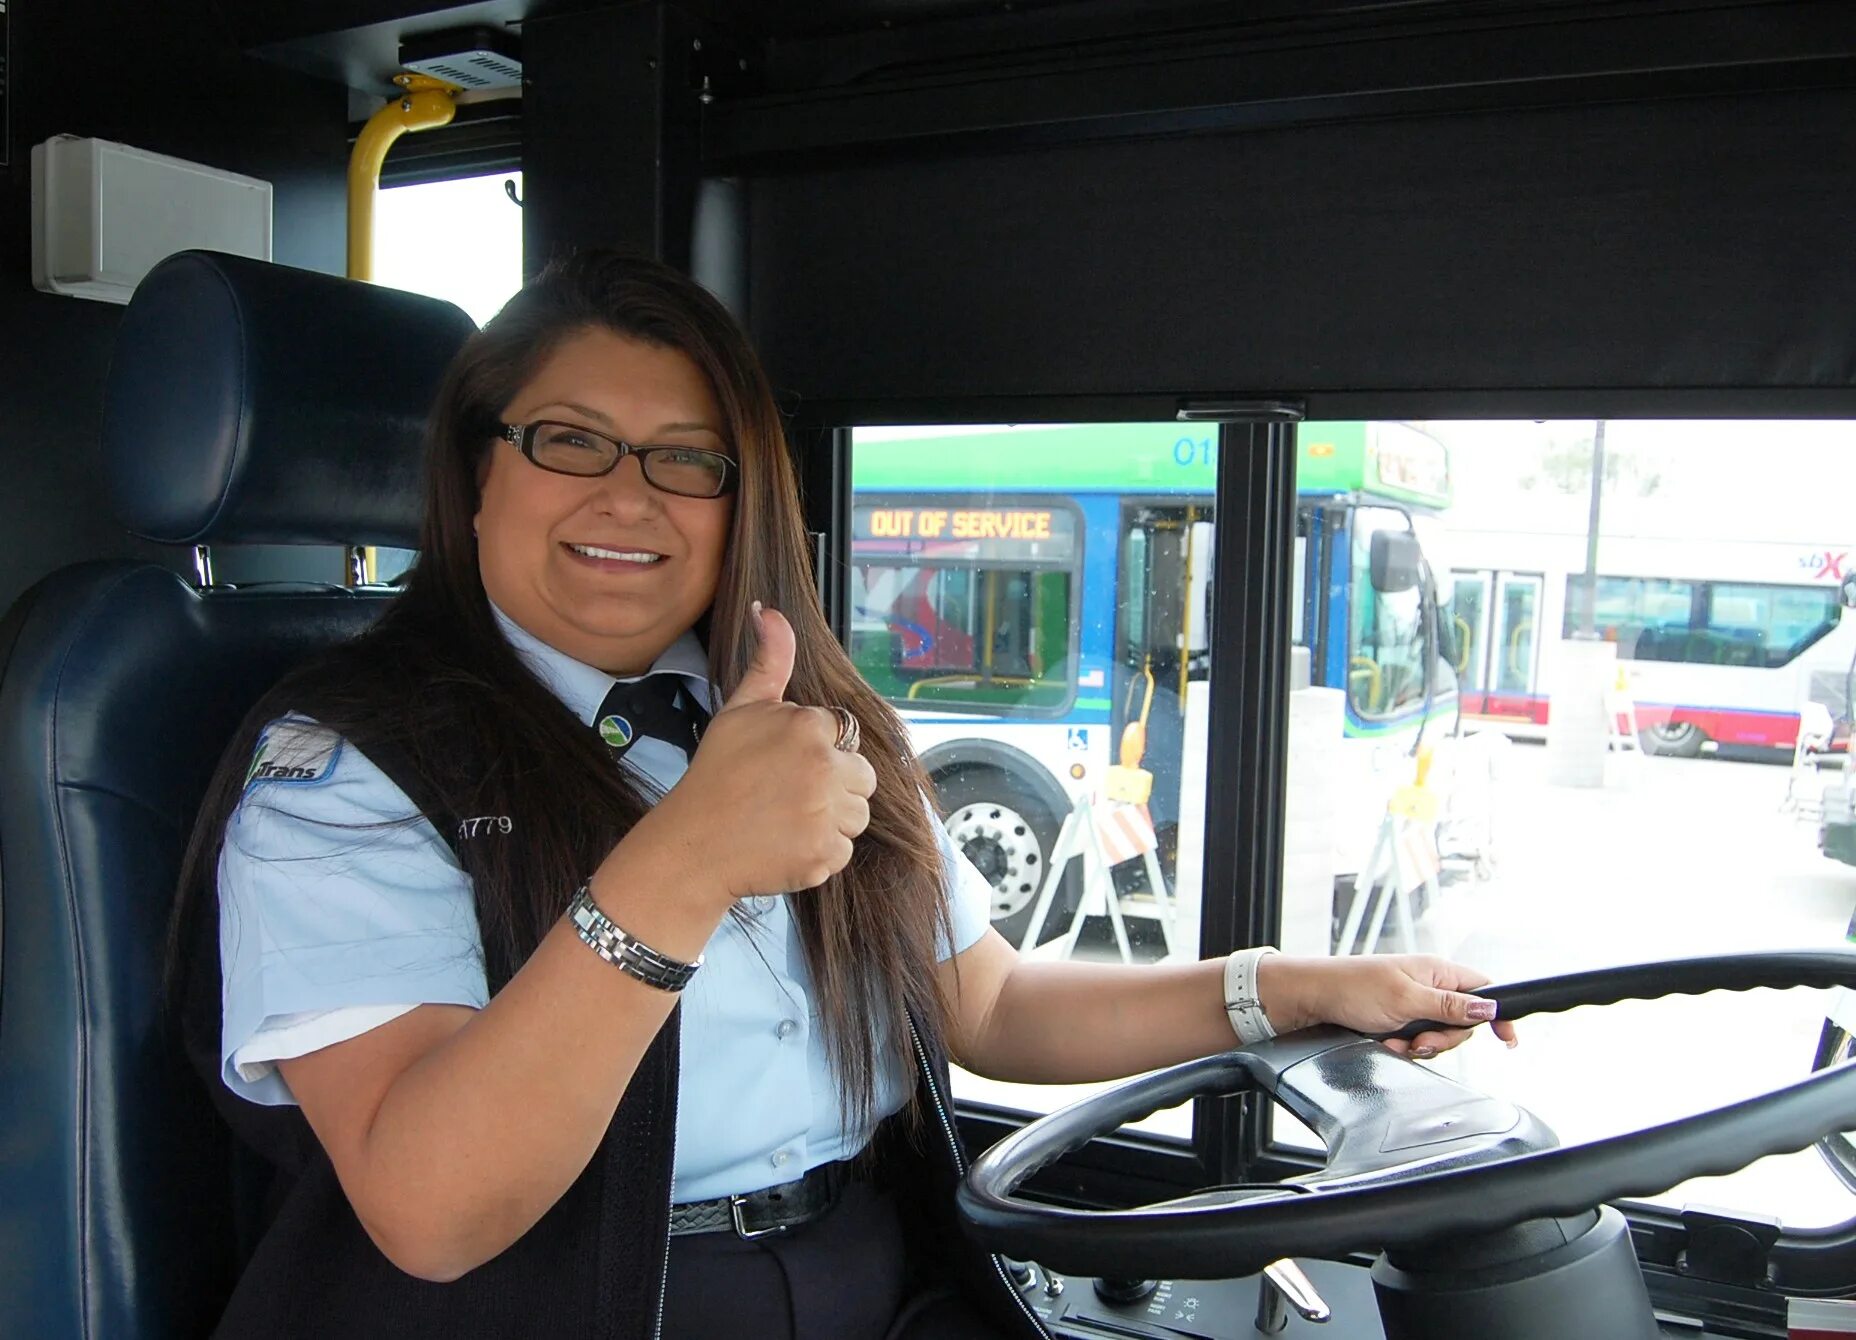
1258, 954, 1522, 1059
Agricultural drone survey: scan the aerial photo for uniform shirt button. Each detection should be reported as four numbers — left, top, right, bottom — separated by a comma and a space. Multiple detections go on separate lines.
777, 1019, 798, 1040
770, 1150, 791, 1169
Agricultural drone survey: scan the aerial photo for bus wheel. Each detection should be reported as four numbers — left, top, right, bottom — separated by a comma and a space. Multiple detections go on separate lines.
1641, 722, 1706, 758
935, 768, 1074, 948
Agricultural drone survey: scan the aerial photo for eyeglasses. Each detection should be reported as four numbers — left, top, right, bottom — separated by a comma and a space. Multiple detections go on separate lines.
501, 421, 737, 499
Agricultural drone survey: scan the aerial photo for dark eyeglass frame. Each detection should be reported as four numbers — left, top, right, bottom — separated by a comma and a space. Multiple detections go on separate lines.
500, 421, 738, 498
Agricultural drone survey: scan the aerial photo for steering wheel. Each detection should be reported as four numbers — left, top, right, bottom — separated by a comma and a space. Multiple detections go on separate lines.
959, 951, 1856, 1283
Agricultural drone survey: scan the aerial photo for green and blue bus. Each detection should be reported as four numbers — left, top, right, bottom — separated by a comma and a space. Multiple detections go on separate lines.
850, 421, 1459, 944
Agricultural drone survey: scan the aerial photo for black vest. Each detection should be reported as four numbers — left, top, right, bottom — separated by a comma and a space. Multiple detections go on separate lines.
181, 688, 1048, 1339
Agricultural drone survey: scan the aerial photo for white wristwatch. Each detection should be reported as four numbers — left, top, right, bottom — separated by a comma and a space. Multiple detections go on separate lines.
1223, 945, 1280, 1045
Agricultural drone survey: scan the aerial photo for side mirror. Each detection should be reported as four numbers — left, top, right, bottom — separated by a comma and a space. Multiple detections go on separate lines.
1370, 528, 1423, 595
1841, 572, 1856, 609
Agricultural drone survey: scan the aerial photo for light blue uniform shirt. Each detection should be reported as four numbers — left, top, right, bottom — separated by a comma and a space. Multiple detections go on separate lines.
218, 606, 995, 1202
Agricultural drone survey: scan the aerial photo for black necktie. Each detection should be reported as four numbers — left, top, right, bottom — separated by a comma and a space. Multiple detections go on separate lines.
593, 674, 710, 764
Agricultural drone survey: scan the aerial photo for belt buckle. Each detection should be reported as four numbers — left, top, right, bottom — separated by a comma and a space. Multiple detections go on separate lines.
729, 1192, 787, 1240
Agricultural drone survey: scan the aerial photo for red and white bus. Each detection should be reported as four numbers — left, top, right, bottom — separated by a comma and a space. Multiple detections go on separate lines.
1448, 532, 1855, 754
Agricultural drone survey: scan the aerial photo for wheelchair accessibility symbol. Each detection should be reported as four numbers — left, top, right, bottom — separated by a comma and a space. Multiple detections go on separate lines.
1066, 728, 1089, 752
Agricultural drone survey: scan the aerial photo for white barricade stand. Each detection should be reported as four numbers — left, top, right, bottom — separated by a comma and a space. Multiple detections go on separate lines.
1604, 666, 1645, 776
1336, 749, 1442, 956
1015, 791, 1176, 962
1783, 700, 1840, 821
1017, 672, 1177, 962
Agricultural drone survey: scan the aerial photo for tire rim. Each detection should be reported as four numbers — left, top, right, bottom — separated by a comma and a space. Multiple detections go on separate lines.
1648, 723, 1701, 748
944, 801, 1046, 919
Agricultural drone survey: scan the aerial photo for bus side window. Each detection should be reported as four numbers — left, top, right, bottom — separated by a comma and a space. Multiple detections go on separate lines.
1122, 527, 1148, 661
849, 559, 1076, 713
1569, 575, 1836, 670
1708, 581, 1841, 668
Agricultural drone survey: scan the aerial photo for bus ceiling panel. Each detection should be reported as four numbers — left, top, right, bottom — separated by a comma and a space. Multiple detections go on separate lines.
779, 395, 1269, 431
231, 0, 1724, 53
1277, 388, 1856, 423
742, 85, 1856, 408
234, 0, 1133, 77
706, 0, 1476, 88
237, 0, 527, 49
704, 1, 1856, 164
231, 0, 1227, 95
242, 0, 530, 96
233, 0, 1853, 101
751, 388, 1856, 427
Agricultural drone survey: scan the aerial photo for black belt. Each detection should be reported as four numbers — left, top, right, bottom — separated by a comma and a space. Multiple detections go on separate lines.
669, 1159, 855, 1239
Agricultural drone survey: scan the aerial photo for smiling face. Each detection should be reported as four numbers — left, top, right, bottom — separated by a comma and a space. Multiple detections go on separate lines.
474, 326, 735, 674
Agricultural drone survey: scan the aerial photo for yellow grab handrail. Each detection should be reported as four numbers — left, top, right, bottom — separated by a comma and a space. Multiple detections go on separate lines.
347, 74, 459, 282
1177, 507, 1200, 701
1453, 615, 1474, 675
981, 570, 999, 677
1119, 657, 1156, 769
1349, 655, 1383, 713
905, 674, 1035, 699
1508, 618, 1534, 683
345, 72, 458, 587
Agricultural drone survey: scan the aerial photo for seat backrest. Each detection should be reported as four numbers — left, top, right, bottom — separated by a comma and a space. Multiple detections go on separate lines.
0, 251, 475, 1339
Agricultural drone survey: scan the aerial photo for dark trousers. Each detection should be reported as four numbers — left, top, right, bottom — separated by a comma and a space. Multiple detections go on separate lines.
661, 1180, 1014, 1340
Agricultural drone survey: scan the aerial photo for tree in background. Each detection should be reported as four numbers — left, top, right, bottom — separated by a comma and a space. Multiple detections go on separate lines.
1519, 428, 1662, 499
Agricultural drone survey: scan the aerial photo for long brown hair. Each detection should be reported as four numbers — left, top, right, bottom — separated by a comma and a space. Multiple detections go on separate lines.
172, 252, 953, 1129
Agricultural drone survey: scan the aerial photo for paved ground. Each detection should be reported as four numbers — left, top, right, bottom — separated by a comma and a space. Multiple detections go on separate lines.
953, 743, 1856, 1229
1418, 742, 1856, 1228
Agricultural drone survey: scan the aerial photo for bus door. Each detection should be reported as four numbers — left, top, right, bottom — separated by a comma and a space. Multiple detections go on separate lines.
1451, 570, 1496, 714
1493, 572, 1546, 714
1115, 502, 1214, 868
1293, 501, 1346, 689
1452, 568, 1547, 724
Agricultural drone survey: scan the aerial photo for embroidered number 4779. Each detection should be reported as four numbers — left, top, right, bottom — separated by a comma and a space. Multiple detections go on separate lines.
458, 815, 514, 840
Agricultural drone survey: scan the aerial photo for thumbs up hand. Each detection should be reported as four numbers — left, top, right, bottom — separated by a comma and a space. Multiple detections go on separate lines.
725, 599, 798, 708
651, 602, 878, 901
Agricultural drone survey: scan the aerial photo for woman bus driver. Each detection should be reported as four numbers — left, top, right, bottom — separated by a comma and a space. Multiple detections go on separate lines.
172, 251, 1516, 1340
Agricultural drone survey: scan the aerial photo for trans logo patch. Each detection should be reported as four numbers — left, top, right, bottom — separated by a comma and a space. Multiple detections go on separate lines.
598, 714, 635, 750
244, 717, 339, 790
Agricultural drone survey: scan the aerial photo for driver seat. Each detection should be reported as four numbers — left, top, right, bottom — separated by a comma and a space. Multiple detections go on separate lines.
0, 251, 474, 1338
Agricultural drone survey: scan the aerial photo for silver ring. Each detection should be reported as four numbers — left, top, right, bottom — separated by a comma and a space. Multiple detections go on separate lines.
828, 707, 861, 753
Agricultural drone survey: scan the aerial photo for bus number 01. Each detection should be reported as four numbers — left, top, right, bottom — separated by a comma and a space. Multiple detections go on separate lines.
1173, 436, 1215, 467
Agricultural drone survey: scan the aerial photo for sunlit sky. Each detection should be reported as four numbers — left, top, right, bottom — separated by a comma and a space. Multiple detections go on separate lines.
1434, 420, 1856, 544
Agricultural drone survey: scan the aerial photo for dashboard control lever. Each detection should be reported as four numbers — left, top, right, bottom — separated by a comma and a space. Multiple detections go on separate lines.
1093, 1276, 1159, 1303
1256, 1258, 1330, 1332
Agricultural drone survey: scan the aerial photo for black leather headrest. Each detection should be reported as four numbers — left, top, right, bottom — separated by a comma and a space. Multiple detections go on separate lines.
103, 251, 478, 548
